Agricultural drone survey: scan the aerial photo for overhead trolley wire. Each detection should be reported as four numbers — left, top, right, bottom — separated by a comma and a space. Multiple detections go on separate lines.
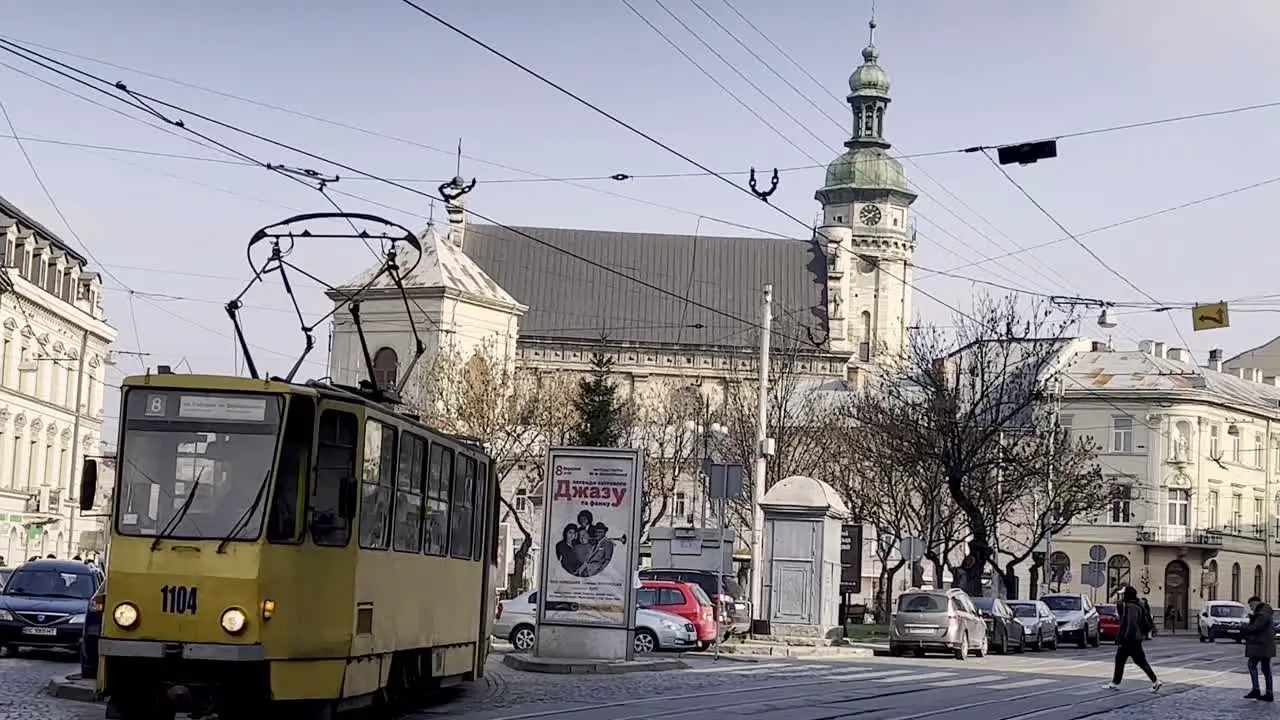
0, 37, 820, 350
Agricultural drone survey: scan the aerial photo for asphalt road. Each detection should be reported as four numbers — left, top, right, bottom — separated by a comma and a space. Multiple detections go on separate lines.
0, 635, 1264, 720
428, 636, 1270, 720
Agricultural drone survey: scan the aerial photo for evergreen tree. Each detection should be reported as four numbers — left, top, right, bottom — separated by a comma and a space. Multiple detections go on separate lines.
571, 351, 625, 447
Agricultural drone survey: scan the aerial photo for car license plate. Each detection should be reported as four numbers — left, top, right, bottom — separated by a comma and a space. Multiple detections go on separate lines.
21, 627, 56, 636
909, 627, 932, 634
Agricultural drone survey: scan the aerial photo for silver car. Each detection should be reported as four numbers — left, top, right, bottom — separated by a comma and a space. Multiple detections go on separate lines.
493, 589, 698, 654
889, 588, 988, 660
1007, 599, 1059, 650
1041, 592, 1101, 648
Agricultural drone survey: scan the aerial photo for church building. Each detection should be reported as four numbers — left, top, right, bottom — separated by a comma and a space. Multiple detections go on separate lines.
325, 30, 919, 588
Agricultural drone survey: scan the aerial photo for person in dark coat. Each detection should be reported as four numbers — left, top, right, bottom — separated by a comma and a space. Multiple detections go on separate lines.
1244, 595, 1276, 701
1107, 586, 1162, 692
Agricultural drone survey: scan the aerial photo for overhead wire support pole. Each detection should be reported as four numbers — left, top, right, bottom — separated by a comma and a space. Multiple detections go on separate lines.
750, 284, 772, 627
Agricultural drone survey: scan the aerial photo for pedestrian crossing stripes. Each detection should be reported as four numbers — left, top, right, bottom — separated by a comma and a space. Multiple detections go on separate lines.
685, 662, 1078, 692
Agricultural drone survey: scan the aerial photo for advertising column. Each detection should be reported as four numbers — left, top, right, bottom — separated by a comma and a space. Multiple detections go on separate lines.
534, 446, 643, 661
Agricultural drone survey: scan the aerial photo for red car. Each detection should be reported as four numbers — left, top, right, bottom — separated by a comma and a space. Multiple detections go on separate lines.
638, 580, 718, 649
1098, 604, 1120, 640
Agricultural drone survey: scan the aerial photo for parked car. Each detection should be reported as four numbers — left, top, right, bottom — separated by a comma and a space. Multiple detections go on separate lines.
1198, 600, 1248, 643
1097, 604, 1120, 641
638, 569, 749, 636
1006, 599, 1059, 650
492, 589, 698, 654
80, 582, 105, 678
972, 596, 1023, 654
1041, 593, 1101, 648
638, 580, 718, 650
889, 588, 988, 660
0, 559, 102, 654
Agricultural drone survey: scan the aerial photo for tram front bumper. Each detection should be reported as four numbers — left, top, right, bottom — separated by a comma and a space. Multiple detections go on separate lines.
100, 638, 270, 710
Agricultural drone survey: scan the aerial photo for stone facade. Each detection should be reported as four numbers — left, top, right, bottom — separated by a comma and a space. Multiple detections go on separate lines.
0, 196, 117, 563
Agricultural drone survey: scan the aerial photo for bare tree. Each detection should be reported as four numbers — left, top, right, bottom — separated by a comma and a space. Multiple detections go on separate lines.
843, 295, 1094, 597
412, 340, 576, 591
988, 422, 1106, 598
624, 383, 705, 538
718, 340, 846, 530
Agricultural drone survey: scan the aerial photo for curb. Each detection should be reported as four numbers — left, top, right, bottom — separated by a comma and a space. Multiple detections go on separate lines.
717, 645, 876, 658
46, 674, 100, 703
502, 653, 688, 674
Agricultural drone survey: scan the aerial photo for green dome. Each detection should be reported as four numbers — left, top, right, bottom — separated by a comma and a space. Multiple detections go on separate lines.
849, 45, 890, 94
823, 147, 909, 193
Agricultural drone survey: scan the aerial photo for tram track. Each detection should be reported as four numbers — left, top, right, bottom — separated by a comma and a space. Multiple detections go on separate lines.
478, 657, 1238, 720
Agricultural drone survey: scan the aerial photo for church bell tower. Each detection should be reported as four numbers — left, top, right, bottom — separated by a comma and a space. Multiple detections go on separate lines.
814, 18, 917, 366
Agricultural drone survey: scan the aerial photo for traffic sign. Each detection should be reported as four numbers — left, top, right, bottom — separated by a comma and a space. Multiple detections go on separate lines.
900, 537, 926, 563
1193, 302, 1230, 332
1088, 544, 1107, 562
1084, 561, 1107, 588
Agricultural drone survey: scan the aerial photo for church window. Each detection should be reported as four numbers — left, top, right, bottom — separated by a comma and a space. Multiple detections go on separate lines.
863, 107, 875, 136
859, 311, 872, 363
853, 108, 863, 137
372, 347, 399, 390
875, 107, 884, 136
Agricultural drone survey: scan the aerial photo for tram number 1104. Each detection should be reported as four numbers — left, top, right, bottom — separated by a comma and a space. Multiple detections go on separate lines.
160, 585, 199, 615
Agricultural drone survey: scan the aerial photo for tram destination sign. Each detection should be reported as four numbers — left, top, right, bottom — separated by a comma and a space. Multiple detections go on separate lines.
536, 446, 644, 631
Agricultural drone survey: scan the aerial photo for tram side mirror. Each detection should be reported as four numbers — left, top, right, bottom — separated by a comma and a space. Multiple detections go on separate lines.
338, 475, 358, 520
79, 459, 98, 513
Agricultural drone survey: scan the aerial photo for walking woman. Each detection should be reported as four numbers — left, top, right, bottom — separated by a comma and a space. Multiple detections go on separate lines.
1244, 595, 1275, 701
1107, 586, 1162, 692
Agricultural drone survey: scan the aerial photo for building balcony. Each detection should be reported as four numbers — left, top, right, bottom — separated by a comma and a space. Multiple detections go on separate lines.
1135, 525, 1222, 548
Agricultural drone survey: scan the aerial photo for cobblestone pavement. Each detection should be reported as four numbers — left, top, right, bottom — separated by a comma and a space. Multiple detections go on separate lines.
0, 650, 98, 720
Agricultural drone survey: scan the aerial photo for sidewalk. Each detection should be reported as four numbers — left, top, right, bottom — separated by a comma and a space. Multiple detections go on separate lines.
45, 672, 99, 702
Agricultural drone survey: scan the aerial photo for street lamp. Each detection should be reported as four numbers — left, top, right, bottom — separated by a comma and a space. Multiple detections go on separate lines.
684, 419, 728, 527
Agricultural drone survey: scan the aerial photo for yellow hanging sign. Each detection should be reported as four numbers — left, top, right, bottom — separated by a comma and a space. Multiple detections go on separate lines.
1192, 302, 1229, 332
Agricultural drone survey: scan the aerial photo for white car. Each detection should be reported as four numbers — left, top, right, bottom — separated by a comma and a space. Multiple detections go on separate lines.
1198, 600, 1248, 643
493, 589, 697, 655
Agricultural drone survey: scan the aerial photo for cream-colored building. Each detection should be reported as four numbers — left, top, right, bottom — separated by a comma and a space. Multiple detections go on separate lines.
1047, 339, 1280, 629
0, 196, 117, 564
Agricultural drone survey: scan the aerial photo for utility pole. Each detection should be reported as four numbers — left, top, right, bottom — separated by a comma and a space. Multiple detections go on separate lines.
1041, 379, 1062, 597
1265, 418, 1273, 604
749, 284, 772, 625
66, 328, 89, 558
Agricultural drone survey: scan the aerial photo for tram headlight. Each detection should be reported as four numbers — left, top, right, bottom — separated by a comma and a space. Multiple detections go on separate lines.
112, 602, 139, 629
220, 607, 247, 634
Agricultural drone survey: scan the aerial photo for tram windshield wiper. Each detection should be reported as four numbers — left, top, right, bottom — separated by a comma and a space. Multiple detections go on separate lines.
216, 469, 272, 554
151, 468, 205, 552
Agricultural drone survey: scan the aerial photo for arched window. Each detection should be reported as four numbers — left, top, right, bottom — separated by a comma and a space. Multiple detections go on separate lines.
1206, 559, 1219, 601
1255, 565, 1264, 599
1048, 551, 1071, 592
1106, 555, 1131, 602
1231, 562, 1242, 602
372, 347, 399, 390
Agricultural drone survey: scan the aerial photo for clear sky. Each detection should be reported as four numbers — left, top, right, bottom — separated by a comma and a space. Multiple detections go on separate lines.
3, 0, 1280, 435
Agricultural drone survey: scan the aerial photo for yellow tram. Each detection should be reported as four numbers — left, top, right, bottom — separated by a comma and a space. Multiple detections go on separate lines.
79, 370, 498, 719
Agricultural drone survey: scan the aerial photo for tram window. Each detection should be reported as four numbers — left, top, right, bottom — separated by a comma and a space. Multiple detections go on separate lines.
358, 420, 396, 550
423, 443, 453, 557
450, 455, 476, 559
472, 461, 489, 561
268, 396, 315, 544
393, 433, 425, 552
311, 410, 357, 547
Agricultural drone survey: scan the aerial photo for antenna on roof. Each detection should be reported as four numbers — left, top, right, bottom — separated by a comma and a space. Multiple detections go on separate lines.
225, 212, 428, 401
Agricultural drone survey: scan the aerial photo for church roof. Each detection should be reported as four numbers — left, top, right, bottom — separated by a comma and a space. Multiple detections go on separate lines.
461, 224, 828, 349
340, 224, 521, 308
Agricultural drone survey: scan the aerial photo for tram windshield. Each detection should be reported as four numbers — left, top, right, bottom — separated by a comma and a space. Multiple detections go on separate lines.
114, 389, 283, 541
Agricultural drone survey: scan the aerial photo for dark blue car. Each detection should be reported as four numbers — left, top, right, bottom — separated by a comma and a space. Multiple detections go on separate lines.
0, 559, 101, 653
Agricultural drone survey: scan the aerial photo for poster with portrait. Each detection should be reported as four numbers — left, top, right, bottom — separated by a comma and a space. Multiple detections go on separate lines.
537, 447, 642, 629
